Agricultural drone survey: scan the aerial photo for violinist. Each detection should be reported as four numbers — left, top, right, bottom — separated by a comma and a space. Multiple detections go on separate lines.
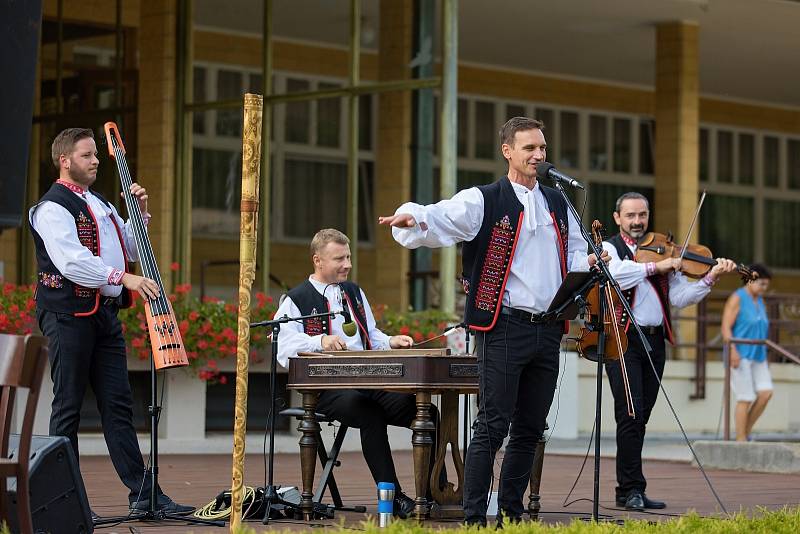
29, 128, 193, 518
601, 192, 736, 511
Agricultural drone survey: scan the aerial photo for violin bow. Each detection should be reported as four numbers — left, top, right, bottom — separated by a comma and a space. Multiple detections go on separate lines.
676, 190, 707, 266
591, 220, 635, 417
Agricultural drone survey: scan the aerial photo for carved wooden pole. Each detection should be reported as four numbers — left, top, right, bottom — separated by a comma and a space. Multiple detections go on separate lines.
229, 93, 263, 532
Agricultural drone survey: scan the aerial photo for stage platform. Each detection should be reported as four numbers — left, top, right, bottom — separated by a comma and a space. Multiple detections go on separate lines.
82, 449, 800, 532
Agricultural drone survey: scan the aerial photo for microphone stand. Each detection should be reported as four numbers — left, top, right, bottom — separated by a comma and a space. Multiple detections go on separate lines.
250, 310, 345, 524
549, 176, 654, 522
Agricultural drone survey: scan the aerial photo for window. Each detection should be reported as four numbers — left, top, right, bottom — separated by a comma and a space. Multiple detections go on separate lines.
216, 70, 244, 137
764, 200, 800, 268
285, 78, 311, 143
700, 194, 754, 265
193, 67, 207, 134
506, 104, 525, 120
764, 136, 780, 187
282, 159, 374, 241
536, 107, 556, 150
316, 82, 342, 148
699, 123, 800, 271
788, 139, 800, 190
738, 133, 755, 185
359, 95, 373, 150
474, 100, 496, 159
717, 130, 733, 183
699, 128, 709, 182
639, 120, 655, 175
191, 148, 243, 235
559, 111, 579, 168
613, 118, 632, 173
191, 68, 377, 242
457, 98, 468, 157
589, 115, 608, 171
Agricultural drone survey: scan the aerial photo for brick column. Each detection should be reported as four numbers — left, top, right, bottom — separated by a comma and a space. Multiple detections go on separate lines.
654, 21, 700, 358
654, 21, 699, 245
373, 0, 414, 310
137, 1, 178, 287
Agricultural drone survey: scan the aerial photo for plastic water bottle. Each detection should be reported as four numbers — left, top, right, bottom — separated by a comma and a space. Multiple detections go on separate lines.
377, 481, 395, 527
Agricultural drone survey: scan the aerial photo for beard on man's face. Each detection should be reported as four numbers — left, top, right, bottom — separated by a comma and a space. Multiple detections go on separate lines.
627, 224, 646, 238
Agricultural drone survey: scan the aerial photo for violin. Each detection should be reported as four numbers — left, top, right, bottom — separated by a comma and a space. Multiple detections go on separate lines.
104, 122, 189, 370
635, 231, 756, 283
577, 220, 635, 417
576, 221, 628, 362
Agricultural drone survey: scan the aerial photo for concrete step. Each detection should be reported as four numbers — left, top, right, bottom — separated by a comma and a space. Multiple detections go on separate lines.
692, 440, 800, 473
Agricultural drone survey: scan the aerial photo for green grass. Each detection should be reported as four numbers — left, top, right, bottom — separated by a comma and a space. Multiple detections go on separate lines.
230, 507, 800, 534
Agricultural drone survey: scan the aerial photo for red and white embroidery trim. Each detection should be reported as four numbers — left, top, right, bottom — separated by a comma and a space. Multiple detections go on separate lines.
108, 269, 125, 286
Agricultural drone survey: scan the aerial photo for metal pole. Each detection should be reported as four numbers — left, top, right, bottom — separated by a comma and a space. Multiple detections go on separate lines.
56, 0, 63, 113
439, 0, 458, 315
347, 0, 361, 280
174, 0, 193, 287
113, 0, 123, 203
723, 342, 731, 440
259, 0, 273, 292
412, 0, 435, 310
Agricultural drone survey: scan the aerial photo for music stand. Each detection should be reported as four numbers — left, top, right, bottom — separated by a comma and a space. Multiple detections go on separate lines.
544, 271, 599, 322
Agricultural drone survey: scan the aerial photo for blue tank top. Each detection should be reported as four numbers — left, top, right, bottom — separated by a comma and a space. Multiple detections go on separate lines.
732, 287, 769, 362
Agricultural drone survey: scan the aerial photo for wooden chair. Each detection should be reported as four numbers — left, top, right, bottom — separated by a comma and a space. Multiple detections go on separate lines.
0, 334, 49, 534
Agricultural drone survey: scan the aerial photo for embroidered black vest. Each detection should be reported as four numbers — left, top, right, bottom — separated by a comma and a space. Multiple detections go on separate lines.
607, 233, 674, 344
287, 280, 372, 349
461, 177, 569, 332
30, 182, 132, 316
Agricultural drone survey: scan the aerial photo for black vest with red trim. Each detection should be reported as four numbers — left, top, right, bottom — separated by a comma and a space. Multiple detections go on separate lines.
606, 233, 675, 344
461, 177, 569, 332
287, 280, 372, 350
30, 182, 132, 316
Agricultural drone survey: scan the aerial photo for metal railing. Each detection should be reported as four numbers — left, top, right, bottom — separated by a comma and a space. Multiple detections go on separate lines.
722, 338, 800, 440
675, 291, 800, 399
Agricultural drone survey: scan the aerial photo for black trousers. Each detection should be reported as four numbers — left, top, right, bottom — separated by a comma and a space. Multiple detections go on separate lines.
462, 315, 562, 521
38, 305, 157, 504
316, 389, 438, 495
604, 330, 666, 499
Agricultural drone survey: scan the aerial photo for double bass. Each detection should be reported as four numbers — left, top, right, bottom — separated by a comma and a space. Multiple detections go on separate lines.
104, 122, 189, 370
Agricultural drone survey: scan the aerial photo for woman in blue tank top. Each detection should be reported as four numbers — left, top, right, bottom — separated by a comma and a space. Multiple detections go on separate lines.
721, 264, 773, 442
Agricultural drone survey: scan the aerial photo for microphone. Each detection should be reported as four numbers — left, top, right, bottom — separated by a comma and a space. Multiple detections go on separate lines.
536, 162, 585, 190
338, 285, 358, 337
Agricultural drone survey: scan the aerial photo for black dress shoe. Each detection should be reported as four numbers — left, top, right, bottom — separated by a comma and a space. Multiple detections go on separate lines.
641, 494, 666, 509
393, 492, 416, 519
624, 491, 645, 511
130, 495, 195, 516
90, 509, 100, 523
464, 516, 487, 528
616, 492, 667, 509
495, 511, 521, 529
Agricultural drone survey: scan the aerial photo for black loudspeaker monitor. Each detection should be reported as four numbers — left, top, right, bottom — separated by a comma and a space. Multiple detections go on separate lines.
6, 434, 93, 534
0, 0, 42, 229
